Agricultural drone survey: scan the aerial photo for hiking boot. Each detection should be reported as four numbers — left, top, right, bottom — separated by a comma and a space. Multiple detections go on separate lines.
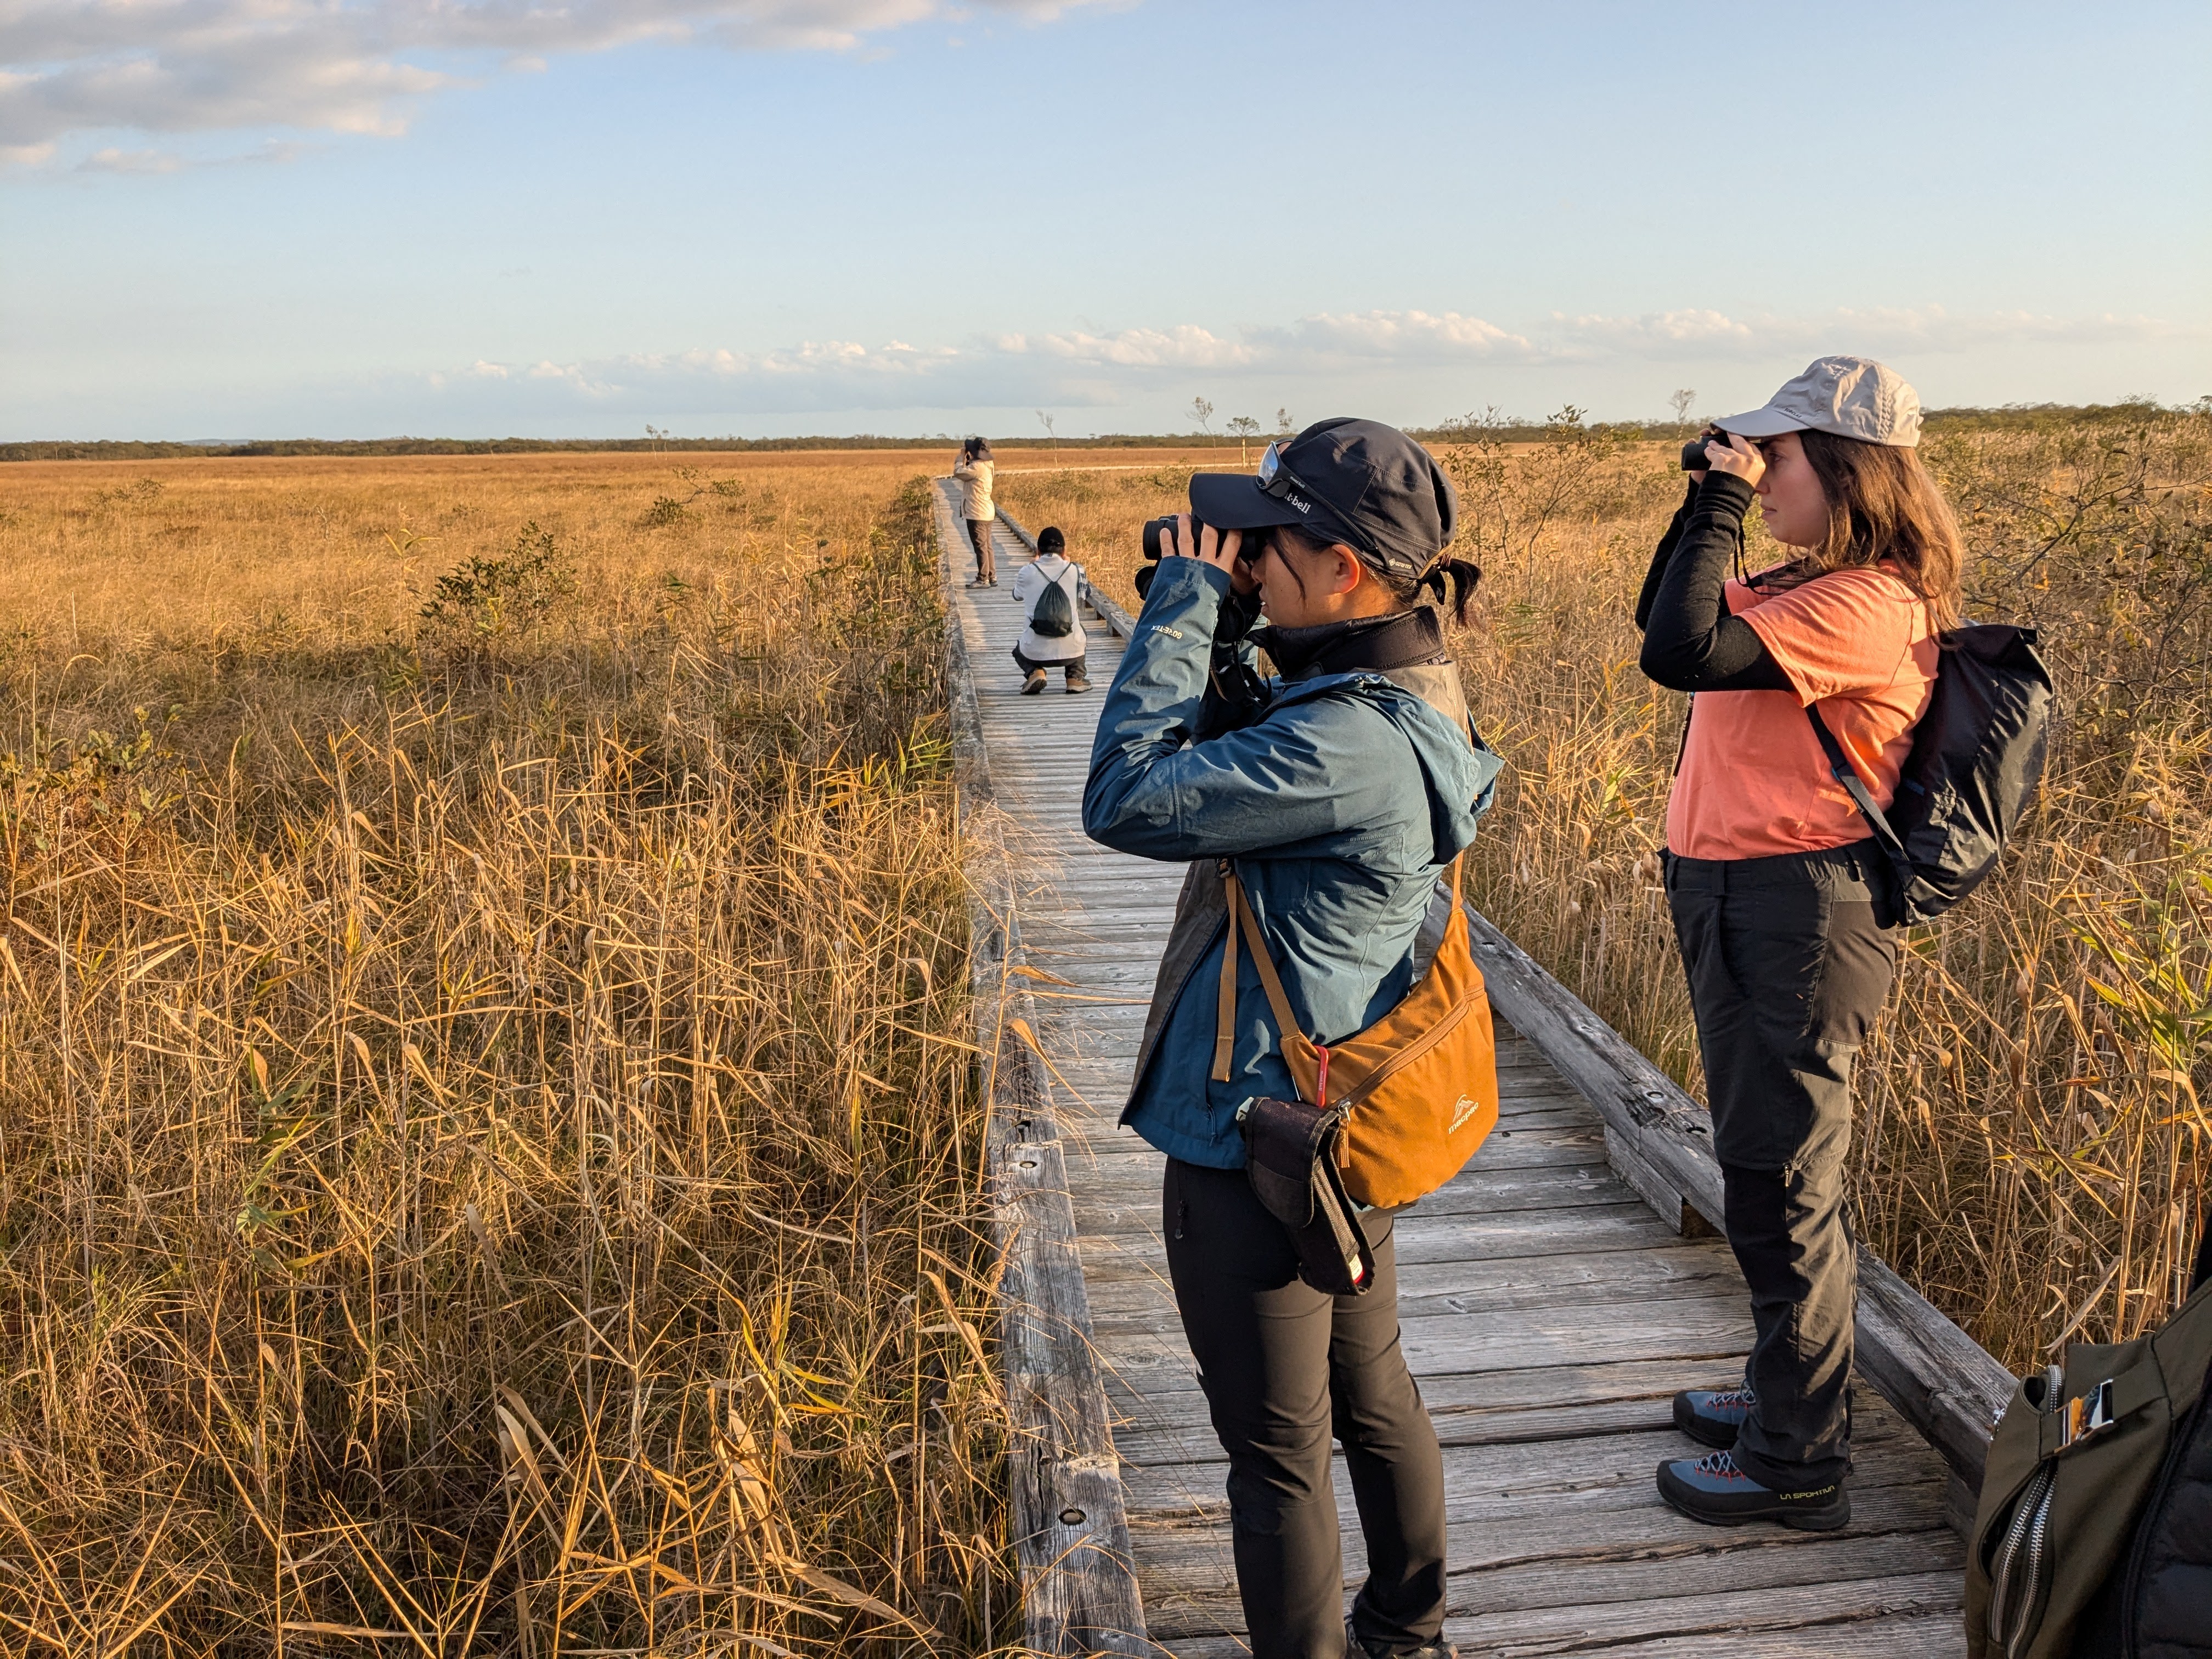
1673, 1384, 1755, 1449
1064, 671, 1091, 694
1656, 1450, 1850, 1531
1020, 669, 1048, 696
1346, 1617, 1454, 1659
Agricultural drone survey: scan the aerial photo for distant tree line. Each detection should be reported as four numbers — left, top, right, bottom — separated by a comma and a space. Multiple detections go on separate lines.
3, 400, 2197, 464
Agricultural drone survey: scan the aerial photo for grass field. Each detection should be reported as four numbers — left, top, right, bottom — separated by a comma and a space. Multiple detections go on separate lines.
1000, 405, 2212, 1375
6, 417, 2205, 1647
0, 449, 1022, 1652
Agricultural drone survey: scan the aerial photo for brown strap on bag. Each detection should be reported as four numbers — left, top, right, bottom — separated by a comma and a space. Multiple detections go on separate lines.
1216, 860, 1462, 1104
1211, 860, 1239, 1082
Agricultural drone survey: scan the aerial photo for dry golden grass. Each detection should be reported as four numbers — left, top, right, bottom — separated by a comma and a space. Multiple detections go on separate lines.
1000, 409, 2212, 1374
0, 452, 1013, 1652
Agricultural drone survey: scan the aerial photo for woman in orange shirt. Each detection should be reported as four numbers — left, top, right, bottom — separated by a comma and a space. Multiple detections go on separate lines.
1634, 357, 1962, 1530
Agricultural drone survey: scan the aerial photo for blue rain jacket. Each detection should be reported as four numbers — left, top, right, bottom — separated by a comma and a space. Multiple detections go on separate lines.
1082, 556, 1501, 1169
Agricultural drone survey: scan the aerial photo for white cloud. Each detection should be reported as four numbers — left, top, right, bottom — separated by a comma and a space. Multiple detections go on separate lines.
75, 137, 313, 173
417, 304, 2196, 420
1, 0, 1108, 156
1553, 304, 2194, 362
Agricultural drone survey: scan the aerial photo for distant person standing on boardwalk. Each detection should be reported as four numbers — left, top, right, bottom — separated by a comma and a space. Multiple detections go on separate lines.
1634, 358, 1961, 1531
953, 436, 997, 586
1011, 526, 1091, 693
1085, 421, 1493, 1659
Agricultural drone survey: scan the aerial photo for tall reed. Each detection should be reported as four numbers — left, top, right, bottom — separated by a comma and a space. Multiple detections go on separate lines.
0, 455, 1011, 1651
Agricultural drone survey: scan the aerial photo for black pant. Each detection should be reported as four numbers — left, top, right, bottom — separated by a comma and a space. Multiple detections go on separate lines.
1664, 841, 1897, 1494
1163, 1158, 1447, 1658
1011, 644, 1086, 682
965, 517, 996, 579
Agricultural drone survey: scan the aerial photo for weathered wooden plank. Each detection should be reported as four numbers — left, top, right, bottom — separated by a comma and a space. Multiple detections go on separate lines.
1064, 1118, 1605, 1176
1085, 1240, 1743, 1330
941, 482, 1150, 1656
1082, 1206, 1692, 1294
1161, 1603, 1968, 1659
1092, 1294, 1756, 1387
1126, 1408, 1940, 1517
1150, 1521, 1960, 1629
1066, 1161, 1665, 1240
1465, 906, 2015, 1494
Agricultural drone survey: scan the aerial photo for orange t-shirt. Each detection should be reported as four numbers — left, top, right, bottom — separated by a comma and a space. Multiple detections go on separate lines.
1666, 565, 1938, 861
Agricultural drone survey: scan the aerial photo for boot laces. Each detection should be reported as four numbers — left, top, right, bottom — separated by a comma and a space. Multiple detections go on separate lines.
1691, 1451, 1745, 1481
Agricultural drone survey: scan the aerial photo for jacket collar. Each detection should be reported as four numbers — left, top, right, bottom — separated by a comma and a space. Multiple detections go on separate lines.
1255, 607, 1445, 680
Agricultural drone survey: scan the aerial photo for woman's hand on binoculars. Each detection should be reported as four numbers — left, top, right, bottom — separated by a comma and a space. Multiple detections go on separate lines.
1166, 514, 1261, 595
1702, 432, 1767, 487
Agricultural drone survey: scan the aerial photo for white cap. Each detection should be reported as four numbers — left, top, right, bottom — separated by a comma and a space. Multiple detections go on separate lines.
1717, 357, 1922, 447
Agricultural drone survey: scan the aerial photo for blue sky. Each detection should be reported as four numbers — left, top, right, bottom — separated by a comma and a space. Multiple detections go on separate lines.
4, 0, 2206, 440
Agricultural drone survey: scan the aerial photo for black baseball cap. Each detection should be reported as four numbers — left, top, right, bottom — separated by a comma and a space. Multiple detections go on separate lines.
1187, 417, 1458, 582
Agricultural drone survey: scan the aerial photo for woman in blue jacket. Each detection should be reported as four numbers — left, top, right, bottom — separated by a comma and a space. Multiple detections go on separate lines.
1085, 419, 1495, 1659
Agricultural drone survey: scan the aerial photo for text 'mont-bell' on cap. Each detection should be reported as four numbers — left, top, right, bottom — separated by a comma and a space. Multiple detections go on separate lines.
1187, 417, 1458, 583
1716, 356, 1923, 447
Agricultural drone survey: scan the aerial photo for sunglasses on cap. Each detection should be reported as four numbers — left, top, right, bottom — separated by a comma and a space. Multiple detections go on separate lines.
1255, 441, 1379, 558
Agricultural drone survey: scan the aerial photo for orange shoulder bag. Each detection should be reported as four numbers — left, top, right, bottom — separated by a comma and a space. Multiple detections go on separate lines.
1212, 858, 1499, 1209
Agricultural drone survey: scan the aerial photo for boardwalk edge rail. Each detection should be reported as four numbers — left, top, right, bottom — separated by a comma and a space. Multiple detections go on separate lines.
939, 492, 1152, 1657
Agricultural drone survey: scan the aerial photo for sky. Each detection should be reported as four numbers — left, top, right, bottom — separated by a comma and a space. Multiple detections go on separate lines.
3, 0, 2207, 441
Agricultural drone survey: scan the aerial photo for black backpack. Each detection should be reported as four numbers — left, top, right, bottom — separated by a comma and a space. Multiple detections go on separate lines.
1808, 623, 2052, 926
1030, 562, 1076, 638
1967, 1224, 2212, 1659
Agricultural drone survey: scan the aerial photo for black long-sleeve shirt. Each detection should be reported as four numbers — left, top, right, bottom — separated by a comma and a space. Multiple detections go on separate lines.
1635, 473, 1792, 692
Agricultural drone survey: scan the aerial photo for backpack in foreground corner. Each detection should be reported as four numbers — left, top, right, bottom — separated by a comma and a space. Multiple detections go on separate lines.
1966, 1229, 2212, 1659
1810, 623, 2053, 926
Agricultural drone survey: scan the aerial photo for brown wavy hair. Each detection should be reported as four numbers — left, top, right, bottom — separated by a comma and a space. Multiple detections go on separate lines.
1758, 431, 1965, 630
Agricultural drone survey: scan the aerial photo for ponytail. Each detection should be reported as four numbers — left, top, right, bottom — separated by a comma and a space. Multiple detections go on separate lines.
1275, 525, 1482, 625
1420, 557, 1482, 625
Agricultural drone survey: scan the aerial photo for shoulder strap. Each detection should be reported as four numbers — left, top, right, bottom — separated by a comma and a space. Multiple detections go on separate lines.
1231, 873, 1307, 1060
1211, 864, 1239, 1083
1212, 864, 1320, 1099
1805, 703, 1906, 860
1212, 859, 1459, 1098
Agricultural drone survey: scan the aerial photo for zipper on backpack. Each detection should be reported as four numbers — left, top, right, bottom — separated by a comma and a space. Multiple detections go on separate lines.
1988, 1364, 2064, 1657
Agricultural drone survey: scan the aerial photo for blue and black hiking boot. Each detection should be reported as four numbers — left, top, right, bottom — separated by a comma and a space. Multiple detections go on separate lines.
1345, 1616, 1454, 1659
1672, 1383, 1755, 1449
1655, 1450, 1850, 1531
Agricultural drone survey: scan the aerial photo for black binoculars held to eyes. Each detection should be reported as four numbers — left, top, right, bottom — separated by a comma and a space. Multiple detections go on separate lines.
1142, 513, 1212, 563
1680, 430, 1722, 471
1680, 428, 1767, 471
1142, 515, 1274, 562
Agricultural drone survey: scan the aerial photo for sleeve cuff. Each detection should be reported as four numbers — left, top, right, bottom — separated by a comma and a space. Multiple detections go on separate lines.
1696, 472, 1757, 517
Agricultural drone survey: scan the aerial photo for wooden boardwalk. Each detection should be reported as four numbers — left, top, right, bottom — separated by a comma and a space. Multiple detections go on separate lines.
939, 488, 1980, 1657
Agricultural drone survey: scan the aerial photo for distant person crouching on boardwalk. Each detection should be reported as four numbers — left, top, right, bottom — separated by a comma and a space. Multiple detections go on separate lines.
1635, 357, 1961, 1530
1084, 421, 1495, 1659
1011, 526, 1090, 693
953, 436, 997, 586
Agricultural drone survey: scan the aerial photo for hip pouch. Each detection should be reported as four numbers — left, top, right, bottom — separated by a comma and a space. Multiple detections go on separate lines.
1215, 856, 1500, 1212
1238, 1094, 1372, 1297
